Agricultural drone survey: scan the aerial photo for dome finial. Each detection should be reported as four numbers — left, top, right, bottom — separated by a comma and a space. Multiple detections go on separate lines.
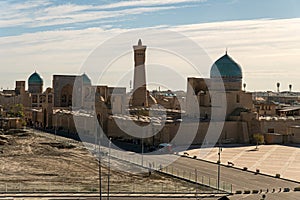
138, 39, 142, 46
225, 47, 228, 55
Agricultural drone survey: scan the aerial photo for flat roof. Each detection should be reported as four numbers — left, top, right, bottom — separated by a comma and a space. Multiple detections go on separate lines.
279, 106, 300, 112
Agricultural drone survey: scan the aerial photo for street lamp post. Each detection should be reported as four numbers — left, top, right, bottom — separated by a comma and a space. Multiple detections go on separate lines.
217, 142, 222, 190
141, 127, 146, 167
98, 128, 102, 200
54, 112, 58, 140
108, 137, 111, 200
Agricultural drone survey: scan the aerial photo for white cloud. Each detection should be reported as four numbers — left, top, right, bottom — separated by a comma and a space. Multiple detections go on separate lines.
96, 0, 204, 9
0, 0, 203, 28
31, 6, 181, 28
0, 18, 300, 92
171, 18, 300, 91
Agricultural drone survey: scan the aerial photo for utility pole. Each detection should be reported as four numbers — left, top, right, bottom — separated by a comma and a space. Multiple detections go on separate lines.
217, 141, 222, 190
108, 138, 111, 200
142, 135, 144, 166
141, 127, 145, 166
54, 114, 57, 140
98, 128, 102, 200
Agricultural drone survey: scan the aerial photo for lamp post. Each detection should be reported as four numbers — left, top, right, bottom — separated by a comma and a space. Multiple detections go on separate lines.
141, 127, 146, 167
98, 127, 102, 200
54, 111, 58, 140
108, 137, 111, 200
217, 142, 222, 190
141, 134, 144, 166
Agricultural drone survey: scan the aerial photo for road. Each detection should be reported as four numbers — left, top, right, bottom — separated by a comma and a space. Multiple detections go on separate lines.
170, 156, 299, 191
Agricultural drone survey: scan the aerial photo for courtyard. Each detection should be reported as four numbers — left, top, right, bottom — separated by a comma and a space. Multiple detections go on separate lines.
184, 144, 300, 182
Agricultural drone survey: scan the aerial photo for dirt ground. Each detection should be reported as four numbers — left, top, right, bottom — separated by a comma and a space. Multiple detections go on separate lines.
0, 129, 212, 193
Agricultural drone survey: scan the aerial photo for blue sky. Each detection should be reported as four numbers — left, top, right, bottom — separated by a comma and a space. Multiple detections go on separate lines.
0, 0, 300, 91
1, 0, 300, 36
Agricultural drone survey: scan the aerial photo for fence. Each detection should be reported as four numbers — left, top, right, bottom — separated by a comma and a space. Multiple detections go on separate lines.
0, 180, 220, 194
100, 148, 232, 194
161, 165, 232, 193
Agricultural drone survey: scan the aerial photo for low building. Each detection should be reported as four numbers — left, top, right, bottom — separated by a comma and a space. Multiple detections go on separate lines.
278, 106, 300, 117
264, 132, 284, 144
0, 117, 23, 130
289, 125, 300, 143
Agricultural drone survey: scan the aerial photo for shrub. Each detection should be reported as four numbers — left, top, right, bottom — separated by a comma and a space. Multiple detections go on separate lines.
252, 190, 259, 194
236, 190, 242, 194
294, 187, 300, 191
90, 187, 97, 192
244, 190, 251, 194
275, 174, 280, 178
243, 167, 248, 171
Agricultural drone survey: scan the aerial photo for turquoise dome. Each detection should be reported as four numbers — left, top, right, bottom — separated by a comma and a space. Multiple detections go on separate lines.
210, 53, 242, 79
82, 73, 91, 84
28, 72, 43, 84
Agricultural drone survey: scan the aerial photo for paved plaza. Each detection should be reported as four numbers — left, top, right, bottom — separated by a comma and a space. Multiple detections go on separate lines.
184, 144, 300, 182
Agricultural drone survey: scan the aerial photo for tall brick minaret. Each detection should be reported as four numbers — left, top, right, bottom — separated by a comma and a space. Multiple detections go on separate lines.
132, 39, 148, 107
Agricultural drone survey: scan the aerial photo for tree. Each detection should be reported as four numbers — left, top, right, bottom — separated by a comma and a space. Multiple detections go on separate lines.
276, 82, 280, 93
8, 104, 24, 118
253, 133, 264, 150
14, 104, 25, 118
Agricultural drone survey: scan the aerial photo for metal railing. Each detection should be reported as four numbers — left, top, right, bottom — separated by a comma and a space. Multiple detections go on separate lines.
0, 180, 219, 194
101, 148, 232, 194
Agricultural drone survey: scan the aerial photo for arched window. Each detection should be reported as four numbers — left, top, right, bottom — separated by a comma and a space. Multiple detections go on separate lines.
85, 87, 90, 98
68, 95, 72, 106
61, 84, 72, 107
32, 95, 37, 103
236, 94, 240, 103
48, 95, 52, 103
61, 95, 66, 103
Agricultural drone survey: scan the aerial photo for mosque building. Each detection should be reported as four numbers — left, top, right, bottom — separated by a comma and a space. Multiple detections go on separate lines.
185, 51, 255, 144
186, 51, 253, 120
28, 71, 43, 94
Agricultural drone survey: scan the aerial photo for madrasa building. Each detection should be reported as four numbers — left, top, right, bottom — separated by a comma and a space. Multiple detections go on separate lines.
185, 52, 255, 144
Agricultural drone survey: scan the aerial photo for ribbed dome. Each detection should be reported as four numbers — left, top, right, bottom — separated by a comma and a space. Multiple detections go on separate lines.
28, 71, 43, 84
210, 53, 242, 79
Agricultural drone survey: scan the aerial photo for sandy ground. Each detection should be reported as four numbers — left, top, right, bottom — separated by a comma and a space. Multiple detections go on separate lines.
0, 129, 211, 193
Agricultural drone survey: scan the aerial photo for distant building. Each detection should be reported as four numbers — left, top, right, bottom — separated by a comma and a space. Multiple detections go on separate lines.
185, 52, 254, 144
28, 71, 43, 94
131, 39, 148, 107
0, 117, 23, 130
253, 91, 300, 105
289, 126, 300, 143
254, 101, 277, 116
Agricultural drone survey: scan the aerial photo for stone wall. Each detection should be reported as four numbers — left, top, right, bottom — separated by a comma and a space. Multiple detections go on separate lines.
107, 118, 248, 146
288, 126, 300, 143
258, 119, 300, 135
